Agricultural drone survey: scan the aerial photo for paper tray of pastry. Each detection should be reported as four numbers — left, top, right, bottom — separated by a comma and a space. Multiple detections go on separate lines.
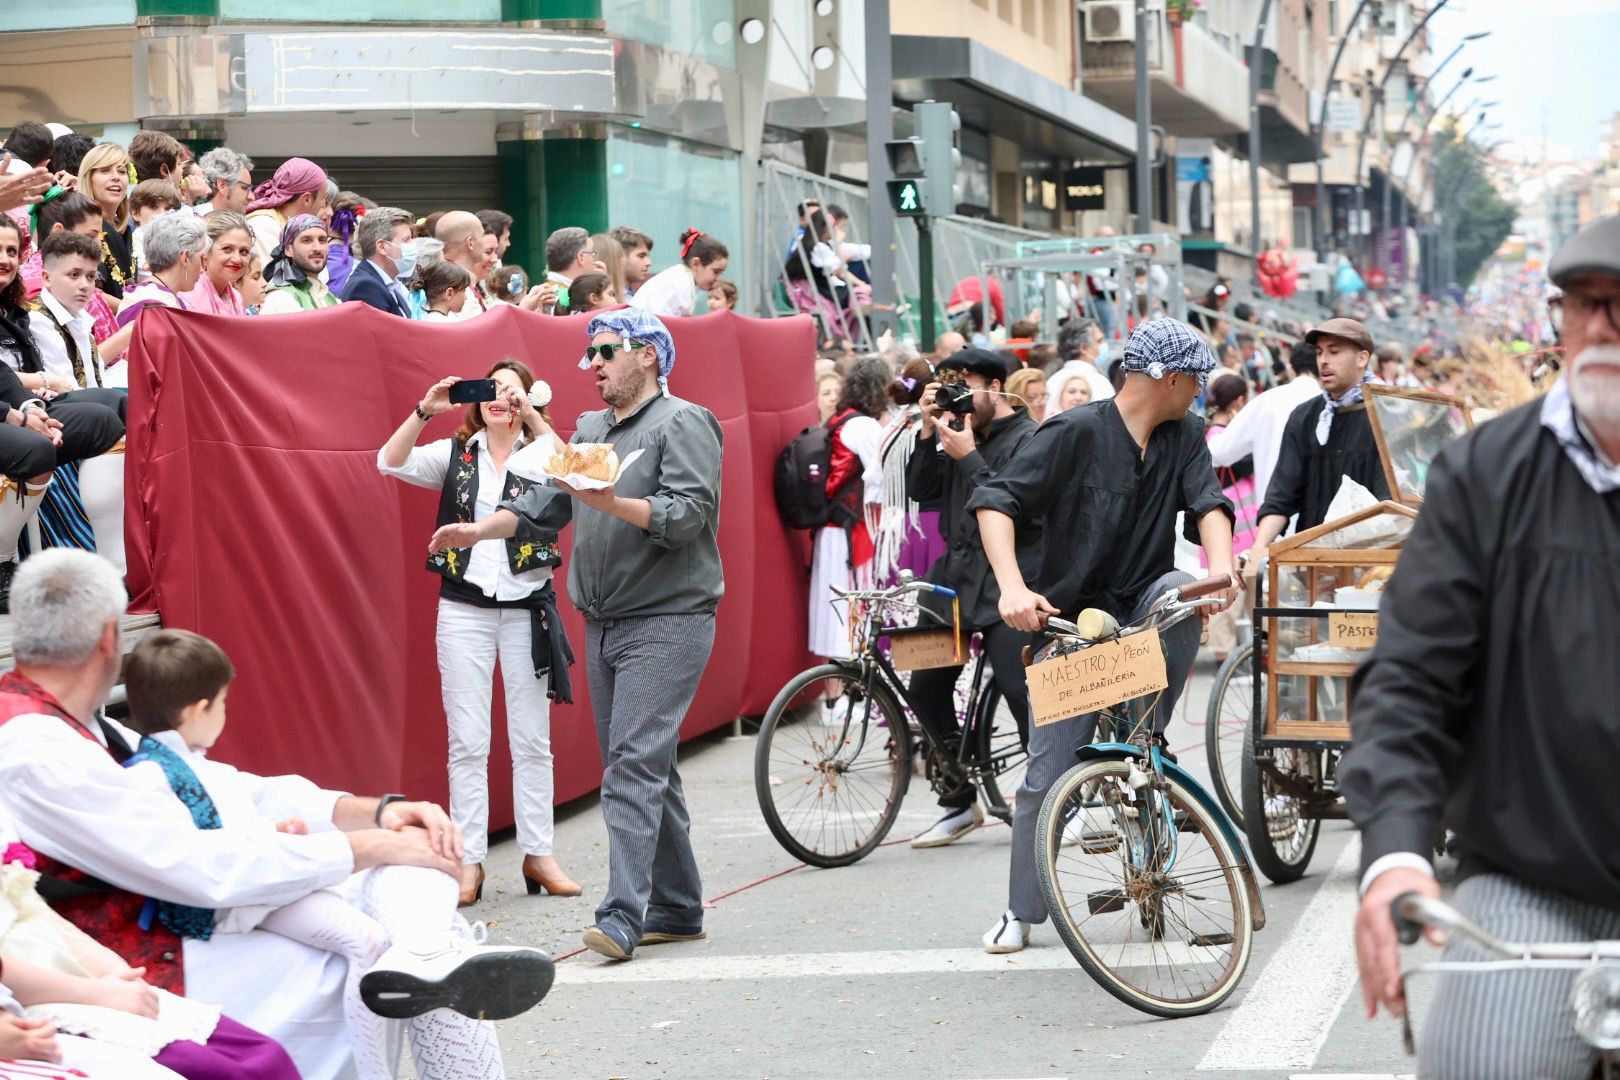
509, 441, 644, 490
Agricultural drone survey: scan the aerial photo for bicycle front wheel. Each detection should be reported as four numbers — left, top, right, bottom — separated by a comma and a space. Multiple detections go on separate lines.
1037, 758, 1254, 1018
1204, 642, 1257, 829
754, 664, 912, 868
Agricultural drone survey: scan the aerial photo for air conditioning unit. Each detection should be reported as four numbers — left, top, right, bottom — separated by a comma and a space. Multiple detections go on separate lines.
1084, 0, 1136, 44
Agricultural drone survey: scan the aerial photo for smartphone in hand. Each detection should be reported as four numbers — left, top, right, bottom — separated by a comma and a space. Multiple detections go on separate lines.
448, 379, 498, 405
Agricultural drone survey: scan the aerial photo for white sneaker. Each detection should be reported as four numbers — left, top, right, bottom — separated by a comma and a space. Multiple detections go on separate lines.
359, 922, 554, 1021
1060, 812, 1087, 847
982, 910, 1031, 954
820, 697, 852, 728
910, 803, 984, 848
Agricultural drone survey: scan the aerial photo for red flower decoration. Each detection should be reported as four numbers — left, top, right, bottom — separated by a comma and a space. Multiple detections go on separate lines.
461, 452, 474, 464
3, 841, 38, 869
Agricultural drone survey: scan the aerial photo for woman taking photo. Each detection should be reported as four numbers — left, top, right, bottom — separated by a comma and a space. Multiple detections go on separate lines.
180, 212, 253, 316
379, 360, 581, 906
76, 143, 132, 304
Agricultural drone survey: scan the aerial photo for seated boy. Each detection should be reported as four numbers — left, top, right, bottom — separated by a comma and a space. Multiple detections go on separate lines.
26, 232, 114, 394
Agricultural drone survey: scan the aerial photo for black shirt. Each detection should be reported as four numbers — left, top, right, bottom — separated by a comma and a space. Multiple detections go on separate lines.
1258, 398, 1389, 531
965, 400, 1231, 620
906, 407, 1042, 629
99, 223, 132, 300
1342, 400, 1620, 910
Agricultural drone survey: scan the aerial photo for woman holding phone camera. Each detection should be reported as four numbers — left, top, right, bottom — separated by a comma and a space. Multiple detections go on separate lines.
379, 360, 582, 905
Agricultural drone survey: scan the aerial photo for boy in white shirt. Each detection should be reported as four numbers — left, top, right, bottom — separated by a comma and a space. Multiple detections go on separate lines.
26, 231, 105, 394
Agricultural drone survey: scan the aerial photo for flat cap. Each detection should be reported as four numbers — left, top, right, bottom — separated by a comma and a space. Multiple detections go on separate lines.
935, 346, 1011, 383
1549, 215, 1620, 288
1306, 317, 1374, 354
1119, 318, 1216, 382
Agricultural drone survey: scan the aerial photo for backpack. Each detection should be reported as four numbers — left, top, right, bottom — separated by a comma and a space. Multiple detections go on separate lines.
774, 412, 859, 530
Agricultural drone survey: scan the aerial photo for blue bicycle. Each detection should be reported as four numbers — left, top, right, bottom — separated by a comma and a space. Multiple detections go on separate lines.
1032, 575, 1268, 1017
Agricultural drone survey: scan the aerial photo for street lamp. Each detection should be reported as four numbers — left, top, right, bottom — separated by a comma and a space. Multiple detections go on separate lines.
1313, 0, 1377, 275
1247, 0, 1276, 288
1351, 0, 1464, 270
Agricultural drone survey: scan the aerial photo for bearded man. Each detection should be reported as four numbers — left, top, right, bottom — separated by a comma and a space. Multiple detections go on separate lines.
259, 215, 338, 315
1347, 213, 1620, 1079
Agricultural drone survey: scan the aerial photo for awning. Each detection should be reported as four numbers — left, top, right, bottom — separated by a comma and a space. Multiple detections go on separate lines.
892, 35, 1135, 163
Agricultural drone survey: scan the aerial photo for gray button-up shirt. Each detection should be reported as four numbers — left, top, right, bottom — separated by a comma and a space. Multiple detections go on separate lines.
499, 392, 724, 621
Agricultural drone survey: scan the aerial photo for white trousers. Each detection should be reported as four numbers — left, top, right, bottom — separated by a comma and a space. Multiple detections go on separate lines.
435, 600, 555, 863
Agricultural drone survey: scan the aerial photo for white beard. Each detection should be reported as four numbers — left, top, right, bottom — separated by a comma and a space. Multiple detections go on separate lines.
1568, 343, 1620, 432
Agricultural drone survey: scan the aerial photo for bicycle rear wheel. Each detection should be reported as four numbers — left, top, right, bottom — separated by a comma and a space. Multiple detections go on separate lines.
1204, 642, 1257, 829
972, 684, 1029, 822
1037, 758, 1253, 1018
754, 664, 912, 868
1240, 723, 1322, 884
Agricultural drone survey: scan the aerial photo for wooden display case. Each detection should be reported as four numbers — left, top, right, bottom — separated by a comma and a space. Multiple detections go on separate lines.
1254, 501, 1418, 745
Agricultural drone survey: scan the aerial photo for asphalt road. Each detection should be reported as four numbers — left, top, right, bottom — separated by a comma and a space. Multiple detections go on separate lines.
434, 660, 1434, 1080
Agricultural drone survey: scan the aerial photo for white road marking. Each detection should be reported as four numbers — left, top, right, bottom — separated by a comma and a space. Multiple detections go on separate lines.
1197, 840, 1364, 1071
555, 943, 1215, 985
1289, 1075, 1414, 1079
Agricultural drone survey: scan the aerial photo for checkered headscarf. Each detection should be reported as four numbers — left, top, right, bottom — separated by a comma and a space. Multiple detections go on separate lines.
584, 307, 677, 387
1119, 318, 1216, 385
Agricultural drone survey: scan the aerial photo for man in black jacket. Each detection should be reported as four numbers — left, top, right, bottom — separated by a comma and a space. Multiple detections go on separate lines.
1347, 214, 1620, 1079
904, 348, 1041, 849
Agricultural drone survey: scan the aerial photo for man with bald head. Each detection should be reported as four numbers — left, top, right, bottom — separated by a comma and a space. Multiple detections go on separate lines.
933, 331, 967, 362
434, 211, 489, 320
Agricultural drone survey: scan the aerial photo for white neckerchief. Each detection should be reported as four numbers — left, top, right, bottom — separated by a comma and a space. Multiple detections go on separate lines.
1315, 372, 1378, 445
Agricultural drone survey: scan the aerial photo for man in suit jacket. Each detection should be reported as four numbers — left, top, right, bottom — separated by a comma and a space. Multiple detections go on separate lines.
341, 206, 416, 317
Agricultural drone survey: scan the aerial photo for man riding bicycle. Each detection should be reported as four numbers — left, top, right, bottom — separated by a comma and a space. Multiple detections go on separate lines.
967, 319, 1240, 953
904, 347, 1042, 849
1347, 213, 1620, 1079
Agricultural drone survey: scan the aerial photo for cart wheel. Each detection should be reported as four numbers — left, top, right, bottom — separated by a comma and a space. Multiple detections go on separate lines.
1240, 722, 1322, 884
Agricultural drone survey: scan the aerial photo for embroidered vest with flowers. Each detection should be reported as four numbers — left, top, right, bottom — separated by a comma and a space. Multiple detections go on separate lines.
0, 673, 186, 994
427, 435, 562, 582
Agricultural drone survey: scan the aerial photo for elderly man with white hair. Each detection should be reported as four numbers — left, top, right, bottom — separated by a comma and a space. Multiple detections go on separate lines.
196, 148, 255, 217
0, 550, 555, 1079
1347, 213, 1620, 1080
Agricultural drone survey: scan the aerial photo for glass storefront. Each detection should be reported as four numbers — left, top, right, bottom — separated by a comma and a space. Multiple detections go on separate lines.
606, 125, 744, 309
11, 0, 134, 29
602, 0, 737, 70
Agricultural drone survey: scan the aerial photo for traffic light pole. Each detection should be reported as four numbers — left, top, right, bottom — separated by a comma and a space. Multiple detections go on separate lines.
863, 0, 897, 340
917, 215, 935, 353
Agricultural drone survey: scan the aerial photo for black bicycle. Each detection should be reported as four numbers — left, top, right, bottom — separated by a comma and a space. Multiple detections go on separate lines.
753, 573, 1028, 867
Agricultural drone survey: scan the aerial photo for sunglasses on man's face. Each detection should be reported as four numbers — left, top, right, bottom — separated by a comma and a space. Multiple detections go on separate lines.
584, 341, 645, 363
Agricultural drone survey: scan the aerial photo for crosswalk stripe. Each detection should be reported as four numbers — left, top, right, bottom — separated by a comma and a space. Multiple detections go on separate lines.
1197, 839, 1364, 1070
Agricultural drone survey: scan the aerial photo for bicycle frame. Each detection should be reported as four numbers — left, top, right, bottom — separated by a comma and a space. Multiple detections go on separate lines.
1040, 588, 1268, 932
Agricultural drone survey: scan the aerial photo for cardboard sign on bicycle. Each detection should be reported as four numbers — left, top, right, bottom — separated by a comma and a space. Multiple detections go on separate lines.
1027, 629, 1169, 727
888, 627, 969, 671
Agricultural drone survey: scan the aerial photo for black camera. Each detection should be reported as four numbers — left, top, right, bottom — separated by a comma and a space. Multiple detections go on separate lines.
933, 381, 976, 416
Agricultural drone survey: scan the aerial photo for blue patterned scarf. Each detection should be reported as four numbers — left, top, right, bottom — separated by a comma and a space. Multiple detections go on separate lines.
123, 736, 220, 940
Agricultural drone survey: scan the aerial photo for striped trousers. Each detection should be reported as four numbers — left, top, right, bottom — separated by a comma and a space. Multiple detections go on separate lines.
1419, 872, 1620, 1079
585, 612, 716, 945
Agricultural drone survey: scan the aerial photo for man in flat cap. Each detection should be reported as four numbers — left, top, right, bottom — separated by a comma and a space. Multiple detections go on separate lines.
904, 348, 1042, 850
1244, 317, 1391, 565
1346, 215, 1620, 1078
967, 318, 1239, 954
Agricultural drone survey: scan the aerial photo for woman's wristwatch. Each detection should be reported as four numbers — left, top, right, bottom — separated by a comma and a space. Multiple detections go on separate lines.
375, 793, 407, 826
414, 402, 431, 422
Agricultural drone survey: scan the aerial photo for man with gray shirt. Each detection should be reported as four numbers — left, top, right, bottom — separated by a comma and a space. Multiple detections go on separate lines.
431, 307, 723, 961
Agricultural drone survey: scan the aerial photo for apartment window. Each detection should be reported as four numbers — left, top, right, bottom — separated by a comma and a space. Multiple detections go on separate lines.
1293, 206, 1314, 250
998, 0, 1015, 22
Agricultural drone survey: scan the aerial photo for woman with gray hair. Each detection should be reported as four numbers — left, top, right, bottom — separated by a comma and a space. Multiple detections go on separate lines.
97, 210, 209, 370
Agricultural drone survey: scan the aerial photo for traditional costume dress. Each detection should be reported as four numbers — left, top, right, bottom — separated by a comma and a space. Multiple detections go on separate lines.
0, 787, 298, 1079
0, 672, 523, 1080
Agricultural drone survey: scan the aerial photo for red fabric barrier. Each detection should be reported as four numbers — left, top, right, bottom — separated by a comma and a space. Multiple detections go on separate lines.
124, 303, 817, 813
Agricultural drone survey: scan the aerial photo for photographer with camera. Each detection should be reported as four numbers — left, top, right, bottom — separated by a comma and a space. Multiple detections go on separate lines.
903, 348, 1042, 849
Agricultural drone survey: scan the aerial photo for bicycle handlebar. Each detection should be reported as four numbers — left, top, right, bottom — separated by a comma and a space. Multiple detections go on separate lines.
1177, 573, 1235, 602
1391, 892, 1620, 962
830, 578, 956, 604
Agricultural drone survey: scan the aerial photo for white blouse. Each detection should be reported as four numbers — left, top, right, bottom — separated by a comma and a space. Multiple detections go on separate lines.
378, 428, 561, 601
629, 263, 695, 319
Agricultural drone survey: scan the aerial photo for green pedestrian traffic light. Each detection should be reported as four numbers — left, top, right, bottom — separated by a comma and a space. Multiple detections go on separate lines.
885, 138, 927, 217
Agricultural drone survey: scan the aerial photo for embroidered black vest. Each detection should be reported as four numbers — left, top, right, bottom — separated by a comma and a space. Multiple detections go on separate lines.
427, 436, 562, 582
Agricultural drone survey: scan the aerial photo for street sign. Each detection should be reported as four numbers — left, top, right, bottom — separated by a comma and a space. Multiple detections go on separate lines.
1063, 166, 1108, 211
1324, 98, 1362, 133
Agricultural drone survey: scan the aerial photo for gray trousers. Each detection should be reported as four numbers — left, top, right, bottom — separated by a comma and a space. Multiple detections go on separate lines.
584, 612, 715, 944
1418, 872, 1620, 1080
1007, 570, 1201, 924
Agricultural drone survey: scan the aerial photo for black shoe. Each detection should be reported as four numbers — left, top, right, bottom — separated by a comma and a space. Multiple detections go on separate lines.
0, 560, 17, 615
